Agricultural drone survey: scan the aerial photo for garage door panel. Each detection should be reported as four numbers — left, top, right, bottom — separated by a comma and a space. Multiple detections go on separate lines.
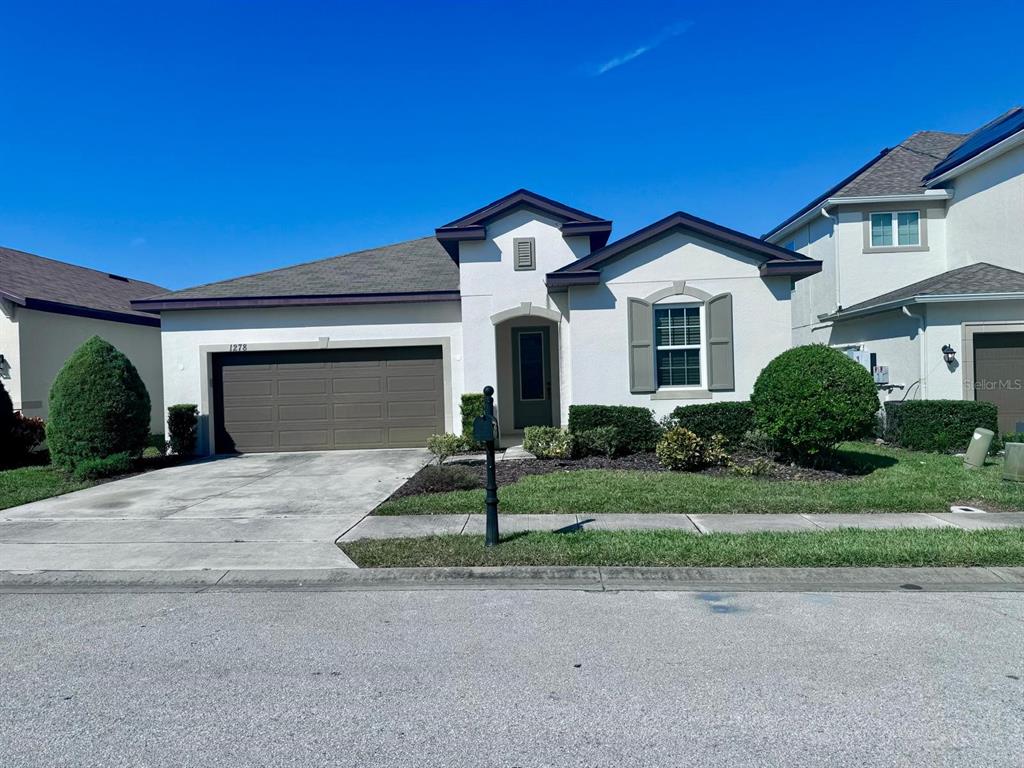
215, 346, 444, 452
974, 333, 1024, 434
335, 402, 385, 420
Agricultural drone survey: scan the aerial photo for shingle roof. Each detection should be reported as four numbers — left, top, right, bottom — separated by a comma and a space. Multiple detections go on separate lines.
763, 131, 967, 240
134, 236, 460, 310
0, 246, 166, 325
832, 131, 966, 197
833, 263, 1024, 318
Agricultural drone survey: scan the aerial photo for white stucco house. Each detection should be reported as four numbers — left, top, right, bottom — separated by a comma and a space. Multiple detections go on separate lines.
133, 190, 820, 454
0, 246, 166, 432
764, 107, 1024, 434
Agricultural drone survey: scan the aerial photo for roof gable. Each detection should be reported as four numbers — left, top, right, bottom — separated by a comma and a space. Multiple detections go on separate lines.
435, 189, 612, 257
0, 246, 165, 326
548, 211, 821, 288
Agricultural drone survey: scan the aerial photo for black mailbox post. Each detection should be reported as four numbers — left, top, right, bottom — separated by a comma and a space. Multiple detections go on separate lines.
472, 386, 499, 546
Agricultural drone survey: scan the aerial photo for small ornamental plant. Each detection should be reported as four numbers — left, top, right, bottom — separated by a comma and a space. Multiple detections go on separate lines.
656, 427, 728, 471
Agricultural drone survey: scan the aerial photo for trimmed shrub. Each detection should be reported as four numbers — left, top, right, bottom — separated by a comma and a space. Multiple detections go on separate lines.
671, 402, 755, 447
0, 381, 15, 465
739, 428, 776, 459
167, 404, 199, 457
426, 432, 468, 465
413, 465, 481, 494
568, 405, 660, 454
523, 426, 572, 459
571, 426, 621, 458
46, 336, 151, 470
656, 427, 728, 471
71, 451, 134, 481
883, 400, 999, 453
147, 433, 168, 456
460, 393, 486, 448
751, 345, 878, 459
11, 414, 46, 456
1004, 432, 1024, 445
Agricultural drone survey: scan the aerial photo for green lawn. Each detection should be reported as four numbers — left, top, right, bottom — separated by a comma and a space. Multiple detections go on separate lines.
377, 443, 1024, 515
341, 528, 1024, 568
0, 466, 94, 510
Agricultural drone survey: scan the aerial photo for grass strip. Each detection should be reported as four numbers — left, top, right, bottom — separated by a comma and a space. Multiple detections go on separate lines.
375, 443, 1024, 515
0, 466, 93, 510
341, 528, 1024, 568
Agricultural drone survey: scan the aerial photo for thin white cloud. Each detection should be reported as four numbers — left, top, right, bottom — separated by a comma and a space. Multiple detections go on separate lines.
592, 21, 692, 76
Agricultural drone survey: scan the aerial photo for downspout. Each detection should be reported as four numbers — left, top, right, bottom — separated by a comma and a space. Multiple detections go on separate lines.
902, 306, 926, 398
821, 206, 840, 310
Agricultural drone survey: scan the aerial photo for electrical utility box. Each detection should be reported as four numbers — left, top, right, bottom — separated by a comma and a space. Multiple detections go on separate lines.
872, 365, 889, 385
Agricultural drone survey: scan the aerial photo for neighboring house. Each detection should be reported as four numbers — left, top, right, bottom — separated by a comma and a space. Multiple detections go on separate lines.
0, 246, 166, 432
133, 190, 819, 455
764, 107, 1024, 434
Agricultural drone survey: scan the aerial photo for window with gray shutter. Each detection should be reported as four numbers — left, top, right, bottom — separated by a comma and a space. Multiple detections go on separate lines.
627, 298, 655, 393
513, 237, 536, 270
705, 293, 735, 391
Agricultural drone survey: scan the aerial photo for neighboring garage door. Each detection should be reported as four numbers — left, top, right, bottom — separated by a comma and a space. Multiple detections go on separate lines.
213, 346, 445, 453
974, 332, 1024, 435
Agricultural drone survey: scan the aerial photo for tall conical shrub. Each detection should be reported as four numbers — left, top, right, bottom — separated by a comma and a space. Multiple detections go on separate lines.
0, 380, 15, 465
46, 336, 151, 469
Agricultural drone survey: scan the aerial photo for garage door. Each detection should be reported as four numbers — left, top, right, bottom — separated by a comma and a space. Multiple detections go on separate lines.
213, 347, 445, 453
974, 332, 1024, 435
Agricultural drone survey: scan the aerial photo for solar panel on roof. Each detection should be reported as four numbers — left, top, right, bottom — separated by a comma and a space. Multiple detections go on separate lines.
924, 108, 1024, 181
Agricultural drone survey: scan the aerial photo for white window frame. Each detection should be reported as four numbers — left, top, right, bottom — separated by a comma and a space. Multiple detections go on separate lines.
653, 302, 705, 390
869, 210, 921, 248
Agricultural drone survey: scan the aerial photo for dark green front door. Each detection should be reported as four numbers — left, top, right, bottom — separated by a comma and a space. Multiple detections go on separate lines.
512, 326, 552, 429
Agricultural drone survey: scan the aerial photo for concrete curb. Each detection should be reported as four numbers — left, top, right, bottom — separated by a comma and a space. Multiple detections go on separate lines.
2, 566, 1023, 593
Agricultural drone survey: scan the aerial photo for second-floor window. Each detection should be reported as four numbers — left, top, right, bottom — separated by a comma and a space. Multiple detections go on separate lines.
870, 211, 920, 247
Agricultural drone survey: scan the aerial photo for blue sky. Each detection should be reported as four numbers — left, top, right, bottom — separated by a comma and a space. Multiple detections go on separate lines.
2, 0, 1021, 290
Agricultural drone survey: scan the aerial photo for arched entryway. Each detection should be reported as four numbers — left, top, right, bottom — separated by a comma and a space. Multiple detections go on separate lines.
490, 304, 562, 439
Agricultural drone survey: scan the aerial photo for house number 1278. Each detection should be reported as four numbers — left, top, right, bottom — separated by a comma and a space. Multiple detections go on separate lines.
229, 344, 248, 352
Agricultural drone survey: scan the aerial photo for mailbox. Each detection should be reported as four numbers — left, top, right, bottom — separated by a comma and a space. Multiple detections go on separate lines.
473, 415, 497, 443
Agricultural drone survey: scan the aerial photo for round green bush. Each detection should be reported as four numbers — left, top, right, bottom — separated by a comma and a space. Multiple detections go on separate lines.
46, 336, 151, 469
751, 344, 878, 459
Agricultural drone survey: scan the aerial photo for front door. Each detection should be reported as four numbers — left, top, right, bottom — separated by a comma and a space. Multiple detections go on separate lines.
512, 326, 552, 429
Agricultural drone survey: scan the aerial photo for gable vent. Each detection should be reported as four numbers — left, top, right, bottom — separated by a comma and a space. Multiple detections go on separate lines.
513, 237, 536, 271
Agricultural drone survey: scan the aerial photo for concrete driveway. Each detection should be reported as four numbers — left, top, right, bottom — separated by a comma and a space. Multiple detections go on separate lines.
0, 449, 429, 571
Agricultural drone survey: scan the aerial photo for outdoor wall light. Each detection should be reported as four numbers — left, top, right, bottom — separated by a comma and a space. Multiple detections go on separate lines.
942, 344, 957, 364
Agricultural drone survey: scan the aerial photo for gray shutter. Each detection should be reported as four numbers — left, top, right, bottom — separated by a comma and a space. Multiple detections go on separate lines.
627, 298, 655, 394
513, 238, 535, 270
706, 292, 735, 391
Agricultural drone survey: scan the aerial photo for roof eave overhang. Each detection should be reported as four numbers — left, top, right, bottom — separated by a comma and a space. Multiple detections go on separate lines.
759, 260, 823, 280
20, 297, 161, 327
764, 191, 954, 243
131, 290, 462, 313
924, 127, 1024, 187
543, 270, 601, 290
821, 291, 1024, 322
559, 220, 613, 250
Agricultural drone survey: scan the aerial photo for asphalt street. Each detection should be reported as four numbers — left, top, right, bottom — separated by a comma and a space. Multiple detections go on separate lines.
2, 588, 1022, 767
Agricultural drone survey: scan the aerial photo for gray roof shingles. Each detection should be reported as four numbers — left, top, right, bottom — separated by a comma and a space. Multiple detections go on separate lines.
832, 131, 966, 197
837, 262, 1024, 316
0, 246, 166, 321
146, 236, 460, 303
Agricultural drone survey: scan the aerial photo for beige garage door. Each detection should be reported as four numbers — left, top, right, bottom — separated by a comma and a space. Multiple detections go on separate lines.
213, 347, 445, 453
974, 332, 1024, 435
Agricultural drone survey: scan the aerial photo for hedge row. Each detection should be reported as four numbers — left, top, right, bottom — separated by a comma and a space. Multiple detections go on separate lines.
883, 400, 999, 453
567, 405, 660, 454
670, 402, 754, 446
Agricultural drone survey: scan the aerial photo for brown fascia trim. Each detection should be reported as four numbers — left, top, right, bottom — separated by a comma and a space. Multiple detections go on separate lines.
20, 297, 161, 327
441, 188, 607, 229
131, 290, 462, 312
560, 220, 613, 250
759, 260, 823, 279
544, 269, 601, 288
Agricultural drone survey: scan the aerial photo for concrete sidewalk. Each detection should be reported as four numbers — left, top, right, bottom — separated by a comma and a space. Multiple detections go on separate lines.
339, 510, 1024, 541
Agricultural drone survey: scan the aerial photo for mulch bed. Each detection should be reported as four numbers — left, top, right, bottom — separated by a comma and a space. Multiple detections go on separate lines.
388, 449, 856, 501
